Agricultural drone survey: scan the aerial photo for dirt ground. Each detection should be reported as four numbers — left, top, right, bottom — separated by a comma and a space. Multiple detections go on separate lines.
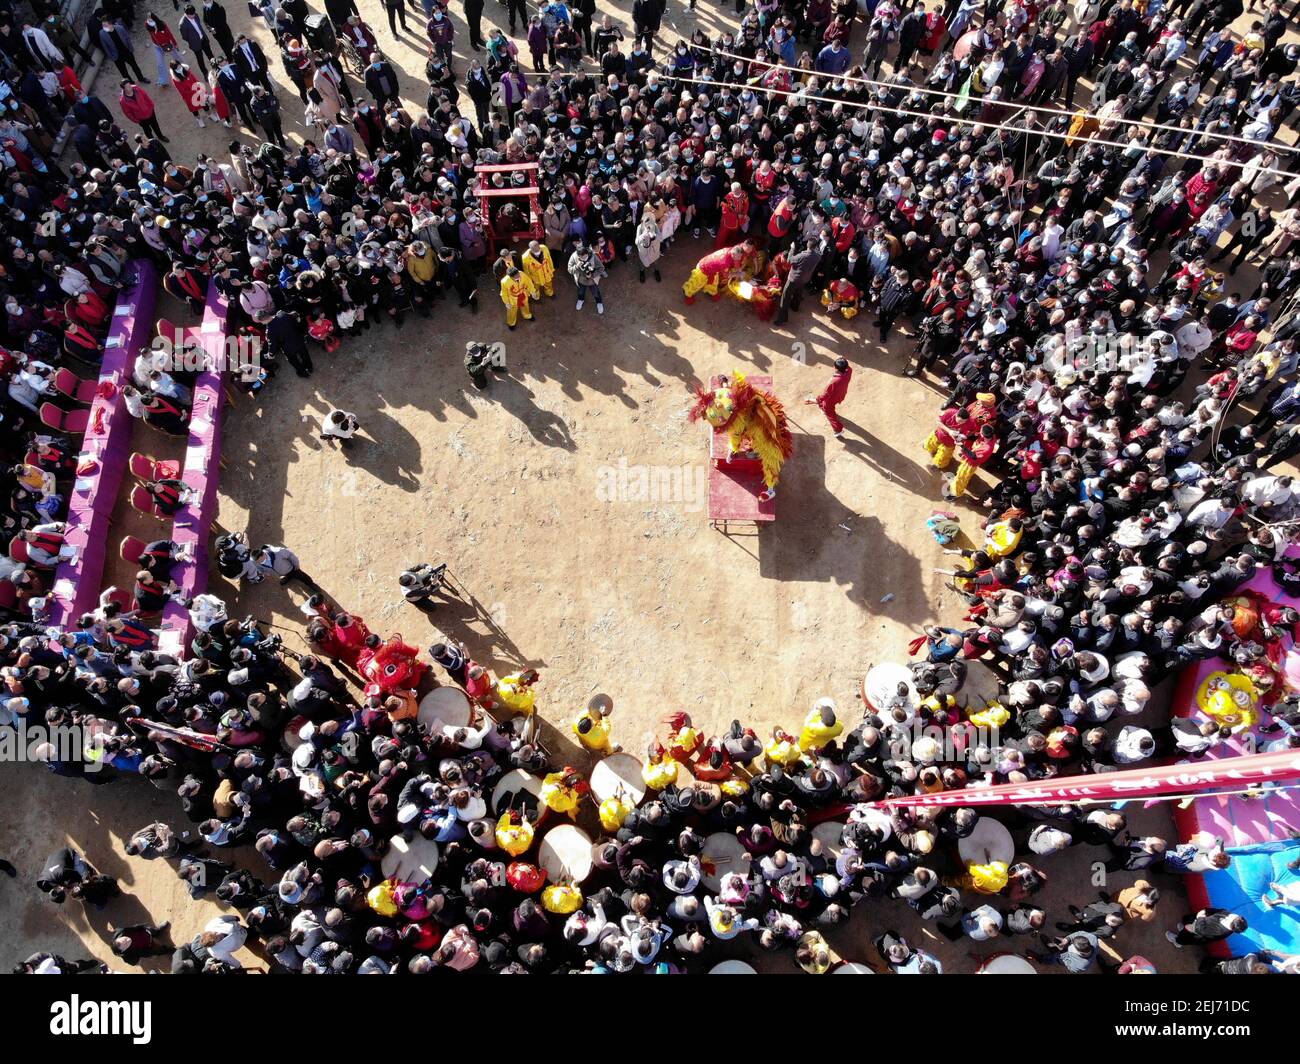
0, 0, 1293, 973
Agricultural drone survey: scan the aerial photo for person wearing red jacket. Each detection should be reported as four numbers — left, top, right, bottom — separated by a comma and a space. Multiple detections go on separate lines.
163, 261, 207, 312
921, 9, 947, 53
329, 612, 370, 668
949, 423, 999, 498
169, 60, 212, 127
806, 357, 853, 437
767, 192, 798, 251
830, 215, 856, 254
144, 12, 182, 86
117, 80, 168, 143
715, 183, 750, 249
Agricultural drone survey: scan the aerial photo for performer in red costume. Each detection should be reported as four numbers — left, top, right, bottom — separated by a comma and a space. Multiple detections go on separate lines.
682, 240, 756, 304
806, 358, 853, 438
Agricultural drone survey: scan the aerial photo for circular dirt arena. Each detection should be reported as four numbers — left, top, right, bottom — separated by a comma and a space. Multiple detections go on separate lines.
3, 0, 1294, 973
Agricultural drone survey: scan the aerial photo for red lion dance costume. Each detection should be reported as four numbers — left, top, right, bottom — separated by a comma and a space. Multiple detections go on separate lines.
682, 242, 757, 304
358, 635, 428, 696
688, 371, 794, 501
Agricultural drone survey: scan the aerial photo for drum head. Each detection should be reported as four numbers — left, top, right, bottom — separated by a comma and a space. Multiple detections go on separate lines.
709, 960, 756, 974
701, 832, 750, 892
538, 825, 594, 883
380, 833, 440, 883
418, 686, 472, 730
590, 752, 645, 807
863, 662, 918, 712
977, 953, 1036, 974
811, 821, 847, 861
492, 769, 543, 819
848, 806, 894, 843
958, 817, 1015, 867
833, 962, 875, 974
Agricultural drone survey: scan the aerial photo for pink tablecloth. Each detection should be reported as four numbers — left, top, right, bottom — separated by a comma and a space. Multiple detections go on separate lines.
158, 283, 228, 656
47, 260, 158, 628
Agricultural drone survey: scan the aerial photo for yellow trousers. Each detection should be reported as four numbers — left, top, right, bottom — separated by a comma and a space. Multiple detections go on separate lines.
924, 432, 954, 469
505, 300, 534, 326
952, 460, 977, 497
683, 268, 721, 299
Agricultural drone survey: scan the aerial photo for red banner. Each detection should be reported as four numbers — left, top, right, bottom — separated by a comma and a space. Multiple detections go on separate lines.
872, 749, 1300, 808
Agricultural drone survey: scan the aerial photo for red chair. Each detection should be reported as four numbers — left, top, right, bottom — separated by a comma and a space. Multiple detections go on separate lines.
129, 452, 180, 482
155, 318, 180, 347
38, 403, 90, 435
130, 484, 166, 521
102, 586, 132, 612
53, 367, 98, 404
12, 536, 55, 570
120, 535, 147, 566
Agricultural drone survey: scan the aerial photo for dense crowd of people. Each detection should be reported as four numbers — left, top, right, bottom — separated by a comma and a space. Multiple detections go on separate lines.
3, 0, 1300, 974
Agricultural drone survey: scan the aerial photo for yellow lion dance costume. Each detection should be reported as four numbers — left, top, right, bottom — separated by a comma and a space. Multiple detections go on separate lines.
688, 371, 794, 501
1196, 671, 1261, 733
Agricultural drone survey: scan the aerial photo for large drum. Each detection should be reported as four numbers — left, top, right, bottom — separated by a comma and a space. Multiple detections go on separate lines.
418, 686, 472, 731
976, 952, 1036, 974
832, 962, 875, 974
811, 821, 848, 862
701, 831, 751, 892
380, 833, 440, 883
492, 769, 544, 821
590, 752, 645, 807
847, 805, 894, 843
709, 960, 756, 974
862, 663, 918, 724
538, 824, 594, 884
958, 817, 1015, 867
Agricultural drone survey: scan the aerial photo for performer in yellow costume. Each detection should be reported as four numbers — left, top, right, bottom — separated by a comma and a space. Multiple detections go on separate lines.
539, 768, 586, 819
495, 669, 538, 716
968, 700, 1011, 730
499, 265, 538, 328
572, 705, 616, 754
598, 796, 633, 832
798, 699, 843, 752
966, 860, 1009, 894
520, 240, 555, 298
542, 882, 583, 914
641, 742, 679, 790
495, 810, 534, 856
983, 516, 1024, 559
765, 727, 803, 767
688, 370, 795, 502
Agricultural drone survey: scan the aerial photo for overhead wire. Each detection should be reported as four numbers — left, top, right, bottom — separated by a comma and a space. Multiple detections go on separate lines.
698, 42, 1300, 156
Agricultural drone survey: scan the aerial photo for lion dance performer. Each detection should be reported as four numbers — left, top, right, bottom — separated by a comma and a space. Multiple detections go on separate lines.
689, 371, 794, 502
683, 239, 757, 304
924, 392, 998, 498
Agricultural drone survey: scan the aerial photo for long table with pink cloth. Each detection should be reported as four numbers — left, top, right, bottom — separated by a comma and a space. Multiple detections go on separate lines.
47, 260, 158, 628
1172, 547, 1300, 958
157, 284, 229, 657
